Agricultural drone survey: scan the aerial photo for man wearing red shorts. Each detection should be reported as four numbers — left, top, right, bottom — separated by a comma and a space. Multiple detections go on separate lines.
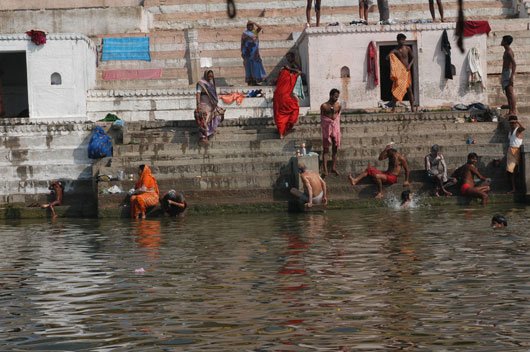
348, 143, 409, 198
453, 152, 491, 205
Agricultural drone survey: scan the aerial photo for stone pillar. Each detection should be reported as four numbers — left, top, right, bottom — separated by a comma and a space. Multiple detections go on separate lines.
184, 28, 201, 85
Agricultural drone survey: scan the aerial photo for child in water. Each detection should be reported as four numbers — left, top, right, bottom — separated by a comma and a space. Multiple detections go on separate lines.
491, 215, 507, 228
400, 190, 413, 207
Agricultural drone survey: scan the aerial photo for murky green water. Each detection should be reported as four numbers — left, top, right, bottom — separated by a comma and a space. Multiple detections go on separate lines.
1, 204, 530, 351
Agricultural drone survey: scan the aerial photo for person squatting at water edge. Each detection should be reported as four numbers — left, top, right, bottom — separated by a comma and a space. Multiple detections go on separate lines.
290, 163, 328, 207
196, 70, 224, 144
501, 35, 516, 117
453, 153, 491, 206
130, 165, 160, 219
506, 115, 524, 194
160, 190, 187, 217
306, 0, 322, 27
320, 89, 342, 176
386, 33, 416, 113
41, 180, 64, 218
491, 214, 508, 228
241, 20, 267, 86
348, 143, 410, 199
425, 144, 456, 196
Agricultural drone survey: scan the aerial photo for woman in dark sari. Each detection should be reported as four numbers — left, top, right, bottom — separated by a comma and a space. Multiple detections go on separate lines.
196, 70, 223, 144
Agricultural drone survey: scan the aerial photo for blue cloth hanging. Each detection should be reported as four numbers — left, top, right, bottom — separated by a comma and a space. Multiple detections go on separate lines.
88, 127, 113, 159
101, 37, 151, 61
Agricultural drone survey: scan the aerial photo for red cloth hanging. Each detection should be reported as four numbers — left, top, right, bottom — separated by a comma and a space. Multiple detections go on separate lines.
462, 21, 491, 37
367, 41, 378, 86
273, 69, 299, 136
26, 30, 47, 45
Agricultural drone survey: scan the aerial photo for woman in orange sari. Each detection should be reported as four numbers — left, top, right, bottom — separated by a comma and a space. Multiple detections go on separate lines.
130, 165, 160, 219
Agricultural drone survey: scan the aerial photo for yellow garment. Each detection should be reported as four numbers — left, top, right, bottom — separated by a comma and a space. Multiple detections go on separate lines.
506, 146, 520, 173
390, 54, 411, 102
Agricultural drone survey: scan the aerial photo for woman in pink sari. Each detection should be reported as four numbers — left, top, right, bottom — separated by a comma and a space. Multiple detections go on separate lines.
196, 70, 223, 144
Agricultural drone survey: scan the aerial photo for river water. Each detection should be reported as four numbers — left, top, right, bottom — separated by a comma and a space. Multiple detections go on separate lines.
1, 204, 530, 351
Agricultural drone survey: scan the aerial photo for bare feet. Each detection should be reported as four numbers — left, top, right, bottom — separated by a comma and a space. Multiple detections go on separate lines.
41, 204, 49, 209
322, 171, 328, 177
280, 134, 284, 140
375, 192, 383, 199
331, 169, 340, 176
443, 190, 452, 196
348, 174, 357, 185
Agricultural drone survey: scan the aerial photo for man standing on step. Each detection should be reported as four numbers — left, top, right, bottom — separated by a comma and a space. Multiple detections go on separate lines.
386, 33, 416, 113
453, 153, 490, 205
506, 115, 525, 194
501, 35, 516, 117
320, 89, 341, 176
306, 0, 322, 27
291, 163, 328, 207
348, 143, 410, 199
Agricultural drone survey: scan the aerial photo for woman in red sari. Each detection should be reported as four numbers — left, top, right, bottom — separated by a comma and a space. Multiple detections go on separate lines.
130, 165, 160, 219
273, 52, 301, 139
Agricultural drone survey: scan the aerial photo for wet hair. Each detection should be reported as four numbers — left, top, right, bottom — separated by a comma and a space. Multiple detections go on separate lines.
329, 88, 340, 97
397, 33, 406, 41
467, 152, 478, 160
298, 163, 307, 173
139, 164, 146, 172
492, 214, 507, 227
431, 144, 440, 152
401, 190, 411, 204
508, 115, 518, 121
168, 193, 187, 217
502, 35, 513, 45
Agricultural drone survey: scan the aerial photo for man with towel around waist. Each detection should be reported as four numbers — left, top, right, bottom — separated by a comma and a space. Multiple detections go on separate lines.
386, 33, 416, 113
320, 88, 342, 176
506, 115, 525, 194
502, 35, 516, 117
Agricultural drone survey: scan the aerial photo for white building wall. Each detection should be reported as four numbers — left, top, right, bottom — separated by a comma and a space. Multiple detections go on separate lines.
298, 23, 488, 111
0, 34, 97, 120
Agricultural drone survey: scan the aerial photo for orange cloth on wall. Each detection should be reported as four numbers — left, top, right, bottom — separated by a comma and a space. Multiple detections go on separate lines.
390, 54, 411, 102
218, 92, 246, 105
130, 165, 160, 217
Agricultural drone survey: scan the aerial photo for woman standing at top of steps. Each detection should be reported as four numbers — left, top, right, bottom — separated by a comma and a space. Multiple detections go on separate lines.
241, 21, 267, 86
196, 70, 224, 144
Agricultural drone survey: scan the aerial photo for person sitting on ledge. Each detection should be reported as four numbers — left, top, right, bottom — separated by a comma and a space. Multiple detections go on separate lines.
160, 189, 187, 217
290, 163, 328, 207
348, 142, 410, 199
425, 144, 456, 196
453, 153, 491, 205
130, 165, 160, 219
41, 180, 64, 218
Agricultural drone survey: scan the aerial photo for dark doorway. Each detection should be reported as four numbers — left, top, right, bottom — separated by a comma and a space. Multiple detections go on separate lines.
0, 52, 29, 117
379, 44, 416, 103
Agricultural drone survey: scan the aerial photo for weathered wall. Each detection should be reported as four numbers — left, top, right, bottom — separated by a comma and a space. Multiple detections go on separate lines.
0, 34, 97, 119
299, 23, 488, 111
0, 7, 148, 34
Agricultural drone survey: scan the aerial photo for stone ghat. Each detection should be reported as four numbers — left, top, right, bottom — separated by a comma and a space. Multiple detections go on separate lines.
94, 110, 516, 218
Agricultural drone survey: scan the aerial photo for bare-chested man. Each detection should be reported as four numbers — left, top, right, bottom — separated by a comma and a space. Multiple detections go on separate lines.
386, 33, 416, 112
453, 153, 491, 205
320, 89, 341, 176
291, 163, 328, 207
348, 143, 410, 199
41, 180, 64, 218
501, 35, 516, 116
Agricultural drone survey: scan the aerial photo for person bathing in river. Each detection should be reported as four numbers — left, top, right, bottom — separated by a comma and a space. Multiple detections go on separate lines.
290, 163, 328, 207
453, 153, 491, 205
320, 89, 341, 176
348, 143, 410, 199
160, 190, 187, 217
400, 190, 413, 208
130, 165, 160, 219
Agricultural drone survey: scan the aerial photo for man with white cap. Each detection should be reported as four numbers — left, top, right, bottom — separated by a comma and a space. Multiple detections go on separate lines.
348, 142, 409, 198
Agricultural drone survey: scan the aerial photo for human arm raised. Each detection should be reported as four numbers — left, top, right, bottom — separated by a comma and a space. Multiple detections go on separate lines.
378, 144, 391, 160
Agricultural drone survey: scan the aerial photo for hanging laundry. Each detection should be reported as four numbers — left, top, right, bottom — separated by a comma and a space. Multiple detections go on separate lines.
462, 21, 491, 37
101, 37, 151, 61
467, 47, 485, 90
367, 41, 378, 86
390, 54, 411, 102
441, 30, 454, 80
26, 30, 47, 45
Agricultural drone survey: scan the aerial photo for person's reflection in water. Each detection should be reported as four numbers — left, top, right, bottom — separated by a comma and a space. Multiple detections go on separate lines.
134, 220, 162, 262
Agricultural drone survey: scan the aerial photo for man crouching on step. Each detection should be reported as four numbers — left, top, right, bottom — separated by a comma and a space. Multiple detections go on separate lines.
291, 163, 328, 207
